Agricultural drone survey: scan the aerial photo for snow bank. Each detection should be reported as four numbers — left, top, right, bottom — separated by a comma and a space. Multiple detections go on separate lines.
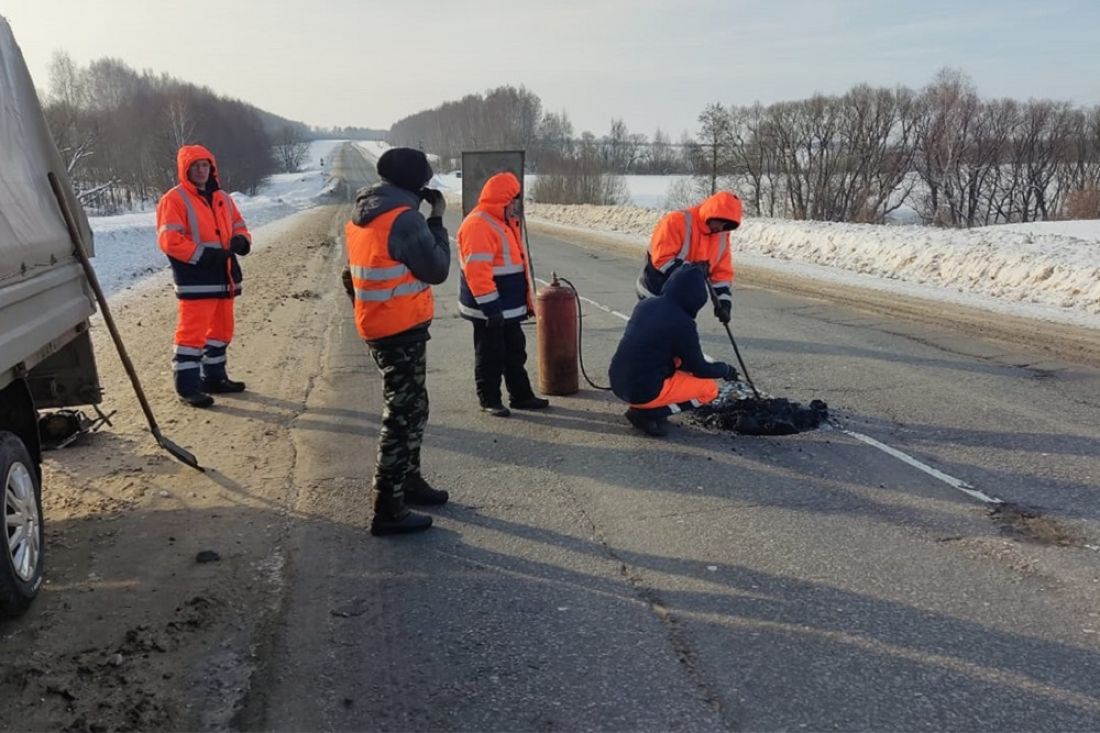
527, 203, 1100, 319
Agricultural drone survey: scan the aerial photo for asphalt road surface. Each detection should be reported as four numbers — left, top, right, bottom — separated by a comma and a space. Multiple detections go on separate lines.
252, 145, 1100, 731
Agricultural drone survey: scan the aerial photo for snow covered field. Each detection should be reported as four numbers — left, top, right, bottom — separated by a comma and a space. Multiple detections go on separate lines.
435, 173, 691, 209
524, 202, 1100, 328
85, 143, 1100, 331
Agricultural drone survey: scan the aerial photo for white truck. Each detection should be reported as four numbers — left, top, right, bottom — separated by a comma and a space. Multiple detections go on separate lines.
1, 16, 103, 617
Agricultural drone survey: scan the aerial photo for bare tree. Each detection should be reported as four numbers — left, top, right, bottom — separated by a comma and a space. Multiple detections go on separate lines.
697, 103, 735, 194
388, 85, 545, 168
531, 132, 627, 205
164, 88, 197, 149
833, 85, 919, 223
535, 110, 575, 172
728, 103, 772, 216
274, 125, 310, 173
41, 53, 276, 211
1057, 105, 1100, 217
644, 128, 677, 174
602, 119, 645, 173
913, 68, 980, 225
82, 58, 141, 112
45, 51, 97, 184
47, 51, 84, 108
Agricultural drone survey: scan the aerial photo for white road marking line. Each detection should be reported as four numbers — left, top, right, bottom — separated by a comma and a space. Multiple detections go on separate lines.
535, 277, 631, 321
835, 427, 1003, 505
543, 277, 1004, 506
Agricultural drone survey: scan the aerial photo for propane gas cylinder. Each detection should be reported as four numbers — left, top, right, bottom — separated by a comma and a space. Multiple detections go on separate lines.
535, 273, 579, 395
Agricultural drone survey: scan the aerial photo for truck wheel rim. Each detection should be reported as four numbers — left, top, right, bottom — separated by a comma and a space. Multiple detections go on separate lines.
5, 462, 40, 582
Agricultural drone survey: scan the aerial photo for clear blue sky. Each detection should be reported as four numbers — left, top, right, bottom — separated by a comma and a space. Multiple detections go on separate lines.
4, 0, 1098, 138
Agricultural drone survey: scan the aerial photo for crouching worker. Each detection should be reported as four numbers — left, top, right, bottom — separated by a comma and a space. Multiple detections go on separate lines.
609, 263, 737, 437
342, 147, 451, 536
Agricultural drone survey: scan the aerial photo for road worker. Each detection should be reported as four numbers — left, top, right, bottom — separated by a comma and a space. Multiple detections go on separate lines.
636, 191, 743, 325
342, 147, 450, 536
612, 263, 738, 437
156, 144, 251, 408
456, 172, 550, 417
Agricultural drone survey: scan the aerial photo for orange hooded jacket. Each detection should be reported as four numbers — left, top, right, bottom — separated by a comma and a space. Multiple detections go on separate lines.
156, 145, 251, 299
456, 172, 531, 322
638, 191, 742, 302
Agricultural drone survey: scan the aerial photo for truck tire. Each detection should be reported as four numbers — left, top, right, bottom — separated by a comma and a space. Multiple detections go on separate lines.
0, 431, 44, 617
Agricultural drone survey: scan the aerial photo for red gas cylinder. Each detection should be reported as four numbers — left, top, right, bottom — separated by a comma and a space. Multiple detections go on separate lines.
535, 274, 579, 395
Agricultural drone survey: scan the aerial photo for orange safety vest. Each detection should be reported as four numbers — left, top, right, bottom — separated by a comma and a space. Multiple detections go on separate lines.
345, 207, 434, 341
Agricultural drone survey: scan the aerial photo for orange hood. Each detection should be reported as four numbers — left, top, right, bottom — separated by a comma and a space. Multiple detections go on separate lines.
476, 172, 522, 218
696, 191, 743, 229
176, 144, 220, 192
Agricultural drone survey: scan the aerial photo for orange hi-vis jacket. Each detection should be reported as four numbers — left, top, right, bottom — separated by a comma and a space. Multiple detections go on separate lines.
637, 191, 742, 304
457, 172, 531, 323
156, 145, 250, 299
346, 207, 434, 342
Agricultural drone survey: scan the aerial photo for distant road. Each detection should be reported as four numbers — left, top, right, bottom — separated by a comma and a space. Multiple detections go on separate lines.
327, 142, 379, 200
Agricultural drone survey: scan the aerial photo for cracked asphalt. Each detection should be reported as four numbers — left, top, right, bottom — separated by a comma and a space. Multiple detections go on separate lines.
256, 145, 1100, 731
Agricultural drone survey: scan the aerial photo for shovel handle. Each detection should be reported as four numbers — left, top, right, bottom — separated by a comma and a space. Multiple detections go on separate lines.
704, 277, 761, 399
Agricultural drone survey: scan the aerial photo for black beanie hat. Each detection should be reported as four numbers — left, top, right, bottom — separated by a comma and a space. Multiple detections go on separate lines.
376, 147, 434, 192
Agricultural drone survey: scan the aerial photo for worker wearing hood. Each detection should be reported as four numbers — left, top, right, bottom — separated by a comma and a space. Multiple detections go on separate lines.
457, 172, 550, 417
156, 144, 251, 408
636, 190, 743, 325
611, 264, 737, 437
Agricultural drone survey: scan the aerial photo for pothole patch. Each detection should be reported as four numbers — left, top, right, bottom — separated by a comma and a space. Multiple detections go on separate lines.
990, 503, 1085, 547
692, 396, 829, 436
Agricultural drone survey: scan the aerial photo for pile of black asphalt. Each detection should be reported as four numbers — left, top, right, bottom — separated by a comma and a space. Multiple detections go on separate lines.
692, 396, 829, 436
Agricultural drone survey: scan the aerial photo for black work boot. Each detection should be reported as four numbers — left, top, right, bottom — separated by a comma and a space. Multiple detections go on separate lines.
203, 377, 246, 394
480, 403, 511, 417
404, 474, 449, 506
625, 408, 668, 438
179, 392, 215, 408
510, 396, 550, 410
370, 492, 432, 536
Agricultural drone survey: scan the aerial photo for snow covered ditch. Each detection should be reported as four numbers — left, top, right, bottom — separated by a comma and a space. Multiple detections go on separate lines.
525, 203, 1100, 323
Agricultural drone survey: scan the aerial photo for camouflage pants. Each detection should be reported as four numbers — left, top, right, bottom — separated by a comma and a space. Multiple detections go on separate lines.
369, 341, 429, 501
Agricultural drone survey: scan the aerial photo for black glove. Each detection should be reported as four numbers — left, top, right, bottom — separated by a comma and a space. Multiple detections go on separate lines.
230, 234, 251, 256
419, 188, 446, 218
722, 363, 739, 381
197, 247, 229, 270
341, 267, 355, 304
714, 300, 731, 325
485, 310, 505, 328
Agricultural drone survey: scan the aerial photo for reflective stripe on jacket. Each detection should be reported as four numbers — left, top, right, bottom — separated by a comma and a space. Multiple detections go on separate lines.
346, 207, 434, 341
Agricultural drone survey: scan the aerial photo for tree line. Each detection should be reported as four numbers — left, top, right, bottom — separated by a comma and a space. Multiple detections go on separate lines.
694, 69, 1100, 225
43, 54, 1099, 226
42, 52, 312, 213
387, 85, 697, 177
388, 72, 1100, 225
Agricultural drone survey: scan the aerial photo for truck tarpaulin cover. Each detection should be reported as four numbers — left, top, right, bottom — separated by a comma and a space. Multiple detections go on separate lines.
0, 15, 95, 377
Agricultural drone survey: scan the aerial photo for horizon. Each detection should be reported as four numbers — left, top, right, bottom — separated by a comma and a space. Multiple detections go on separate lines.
4, 0, 1099, 137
